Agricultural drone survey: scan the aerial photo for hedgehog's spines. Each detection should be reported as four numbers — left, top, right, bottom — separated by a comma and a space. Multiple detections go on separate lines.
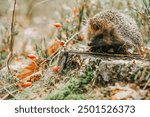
85, 10, 143, 54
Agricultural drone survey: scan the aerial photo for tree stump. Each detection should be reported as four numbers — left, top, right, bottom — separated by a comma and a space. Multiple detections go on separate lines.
58, 51, 149, 86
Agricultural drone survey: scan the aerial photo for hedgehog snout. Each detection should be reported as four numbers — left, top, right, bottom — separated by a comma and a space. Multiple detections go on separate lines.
88, 41, 94, 46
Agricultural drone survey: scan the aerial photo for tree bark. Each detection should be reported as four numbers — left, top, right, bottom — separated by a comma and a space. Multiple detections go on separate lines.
58, 51, 149, 86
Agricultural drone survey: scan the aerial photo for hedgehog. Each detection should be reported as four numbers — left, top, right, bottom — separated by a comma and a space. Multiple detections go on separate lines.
84, 10, 143, 54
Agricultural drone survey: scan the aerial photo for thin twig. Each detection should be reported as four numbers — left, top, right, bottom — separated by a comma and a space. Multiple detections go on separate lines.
6, 0, 17, 71
0, 80, 17, 99
49, 32, 82, 65
28, 0, 50, 16
1, 93, 10, 100
0, 82, 17, 92
68, 51, 145, 59
1, 90, 17, 100
65, 32, 81, 46
49, 49, 62, 66
39, 32, 81, 66
21, 71, 42, 83
39, 47, 62, 66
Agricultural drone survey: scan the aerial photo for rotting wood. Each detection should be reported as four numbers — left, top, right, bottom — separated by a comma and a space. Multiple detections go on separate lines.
58, 51, 149, 86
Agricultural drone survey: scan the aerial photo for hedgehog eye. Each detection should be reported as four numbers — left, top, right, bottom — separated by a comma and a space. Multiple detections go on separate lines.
92, 24, 99, 30
95, 33, 103, 39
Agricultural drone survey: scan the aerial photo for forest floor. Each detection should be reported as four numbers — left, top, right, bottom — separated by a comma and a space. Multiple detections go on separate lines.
0, 0, 149, 100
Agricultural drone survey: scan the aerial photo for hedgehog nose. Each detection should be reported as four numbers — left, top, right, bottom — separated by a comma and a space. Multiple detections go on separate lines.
88, 41, 93, 46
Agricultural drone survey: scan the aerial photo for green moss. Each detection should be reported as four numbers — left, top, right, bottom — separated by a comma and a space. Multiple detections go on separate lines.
46, 66, 94, 100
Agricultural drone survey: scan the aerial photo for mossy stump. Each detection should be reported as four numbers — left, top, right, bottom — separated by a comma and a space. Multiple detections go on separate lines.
58, 51, 149, 86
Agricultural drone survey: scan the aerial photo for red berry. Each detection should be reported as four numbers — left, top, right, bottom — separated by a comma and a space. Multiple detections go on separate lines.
54, 23, 61, 28
52, 66, 60, 72
59, 41, 65, 46
27, 54, 37, 59
22, 82, 32, 88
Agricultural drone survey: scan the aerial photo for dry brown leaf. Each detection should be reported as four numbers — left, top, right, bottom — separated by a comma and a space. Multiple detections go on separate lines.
110, 83, 147, 100
15, 61, 37, 80
47, 40, 60, 56
144, 49, 150, 54
25, 71, 42, 82
15, 60, 43, 90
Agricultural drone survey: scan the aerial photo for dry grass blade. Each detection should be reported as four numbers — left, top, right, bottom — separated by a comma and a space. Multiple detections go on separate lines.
0, 80, 17, 100
6, 0, 17, 72
1, 90, 17, 100
0, 82, 17, 92
143, 73, 150, 90
39, 32, 81, 66
28, 0, 50, 16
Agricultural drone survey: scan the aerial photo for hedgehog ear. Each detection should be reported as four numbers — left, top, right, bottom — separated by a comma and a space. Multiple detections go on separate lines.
89, 18, 99, 30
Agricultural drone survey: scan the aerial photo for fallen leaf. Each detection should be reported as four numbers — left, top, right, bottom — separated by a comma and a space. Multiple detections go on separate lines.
15, 61, 37, 80
47, 40, 60, 56
110, 83, 147, 100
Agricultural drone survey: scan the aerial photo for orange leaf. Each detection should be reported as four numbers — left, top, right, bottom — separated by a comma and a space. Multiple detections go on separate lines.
47, 40, 60, 56
16, 61, 37, 80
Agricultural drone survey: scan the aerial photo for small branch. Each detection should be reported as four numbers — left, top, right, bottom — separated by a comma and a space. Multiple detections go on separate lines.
1, 90, 17, 100
20, 71, 42, 83
6, 0, 17, 71
0, 80, 17, 99
64, 32, 81, 46
0, 82, 17, 92
67, 51, 144, 59
39, 32, 81, 66
1, 93, 10, 100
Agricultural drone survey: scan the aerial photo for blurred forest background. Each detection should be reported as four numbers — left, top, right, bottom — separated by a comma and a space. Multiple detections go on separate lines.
0, 0, 149, 100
